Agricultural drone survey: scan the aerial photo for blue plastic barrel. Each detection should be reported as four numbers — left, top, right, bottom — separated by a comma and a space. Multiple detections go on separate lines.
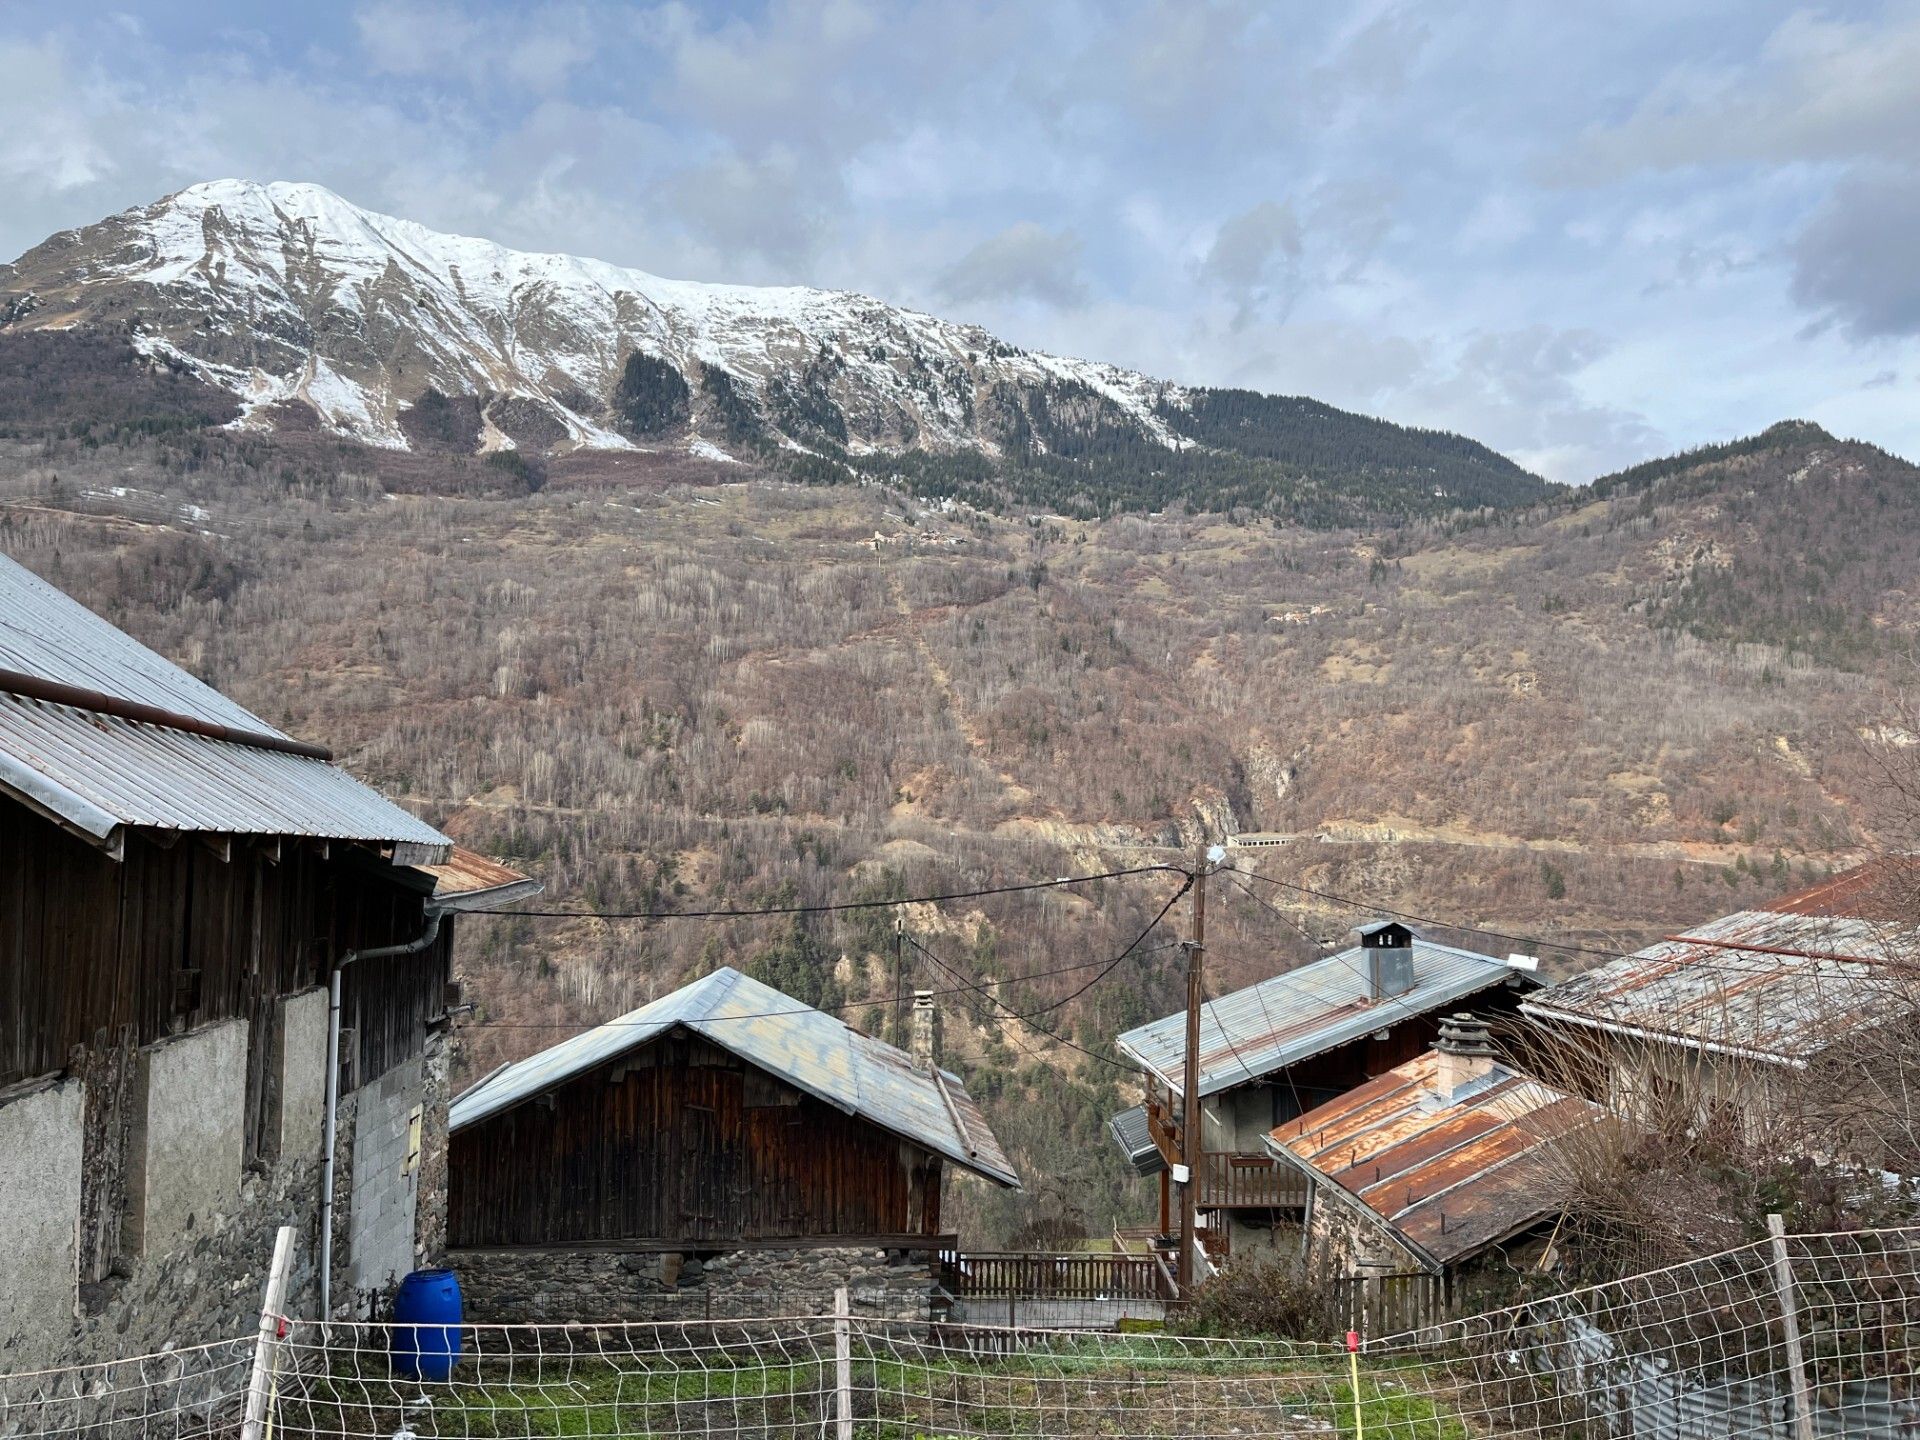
392, 1268, 463, 1381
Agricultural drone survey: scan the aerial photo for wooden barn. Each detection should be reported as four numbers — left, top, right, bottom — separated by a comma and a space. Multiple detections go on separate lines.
447, 968, 1020, 1321
0, 553, 534, 1367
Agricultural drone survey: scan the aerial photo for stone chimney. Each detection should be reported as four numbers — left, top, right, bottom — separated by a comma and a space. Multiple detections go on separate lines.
1433, 1013, 1498, 1100
910, 989, 941, 1071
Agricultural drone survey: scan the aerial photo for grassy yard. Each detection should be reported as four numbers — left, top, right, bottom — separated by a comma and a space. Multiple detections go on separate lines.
274, 1337, 1474, 1438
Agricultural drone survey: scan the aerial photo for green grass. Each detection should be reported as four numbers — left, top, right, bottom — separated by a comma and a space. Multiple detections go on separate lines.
280, 1344, 1475, 1438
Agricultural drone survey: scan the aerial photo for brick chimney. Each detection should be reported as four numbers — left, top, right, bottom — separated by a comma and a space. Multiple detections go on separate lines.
910, 989, 941, 1071
1433, 1012, 1497, 1100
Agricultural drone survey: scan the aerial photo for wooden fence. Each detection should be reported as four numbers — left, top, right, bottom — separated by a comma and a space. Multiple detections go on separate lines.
1324, 1272, 1450, 1337
939, 1251, 1175, 1303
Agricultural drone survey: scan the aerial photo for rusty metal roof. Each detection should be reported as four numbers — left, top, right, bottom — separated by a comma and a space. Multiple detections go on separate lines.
1521, 866, 1920, 1067
450, 966, 1021, 1188
0, 554, 450, 858
1115, 933, 1536, 1098
415, 846, 542, 910
1268, 1054, 1603, 1269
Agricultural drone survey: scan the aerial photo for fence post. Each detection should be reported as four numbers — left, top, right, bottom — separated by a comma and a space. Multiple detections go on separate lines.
239, 1225, 296, 1440
833, 1285, 853, 1440
1766, 1213, 1816, 1440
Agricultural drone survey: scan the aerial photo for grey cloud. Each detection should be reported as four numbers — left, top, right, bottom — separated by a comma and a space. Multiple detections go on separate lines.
354, 2, 593, 92
1559, 9, 1920, 181
1199, 201, 1302, 298
1791, 166, 1920, 341
936, 223, 1087, 309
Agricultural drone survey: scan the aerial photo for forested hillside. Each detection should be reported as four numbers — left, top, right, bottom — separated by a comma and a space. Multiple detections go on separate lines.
0, 413, 1908, 1240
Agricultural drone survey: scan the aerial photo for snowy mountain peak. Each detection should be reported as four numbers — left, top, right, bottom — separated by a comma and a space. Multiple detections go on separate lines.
1, 178, 1182, 461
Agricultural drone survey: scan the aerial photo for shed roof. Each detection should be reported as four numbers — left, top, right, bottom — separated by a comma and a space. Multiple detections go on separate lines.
1520, 864, 1920, 1067
450, 967, 1021, 1188
1115, 933, 1533, 1098
0, 554, 450, 859
1268, 1054, 1604, 1270
1107, 1103, 1166, 1176
415, 846, 542, 911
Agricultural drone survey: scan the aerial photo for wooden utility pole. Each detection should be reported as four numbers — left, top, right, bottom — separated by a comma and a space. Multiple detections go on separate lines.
1176, 854, 1209, 1297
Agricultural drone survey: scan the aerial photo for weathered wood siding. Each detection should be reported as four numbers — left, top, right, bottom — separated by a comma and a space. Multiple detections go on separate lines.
0, 800, 449, 1089
449, 1031, 943, 1248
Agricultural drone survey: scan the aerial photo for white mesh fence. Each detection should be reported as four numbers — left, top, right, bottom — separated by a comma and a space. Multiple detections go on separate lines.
4, 1226, 1915, 1438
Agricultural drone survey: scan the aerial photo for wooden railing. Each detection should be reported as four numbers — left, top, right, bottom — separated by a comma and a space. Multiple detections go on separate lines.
1197, 1152, 1308, 1209
939, 1250, 1173, 1302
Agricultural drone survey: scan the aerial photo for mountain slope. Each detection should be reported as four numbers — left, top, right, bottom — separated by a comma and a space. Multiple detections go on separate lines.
0, 179, 1552, 520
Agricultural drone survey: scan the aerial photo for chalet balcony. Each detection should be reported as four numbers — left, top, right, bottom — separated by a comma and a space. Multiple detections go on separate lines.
1197, 1151, 1307, 1210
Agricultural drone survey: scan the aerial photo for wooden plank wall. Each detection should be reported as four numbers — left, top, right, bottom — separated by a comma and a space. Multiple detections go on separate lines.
449, 1031, 941, 1248
0, 800, 449, 1089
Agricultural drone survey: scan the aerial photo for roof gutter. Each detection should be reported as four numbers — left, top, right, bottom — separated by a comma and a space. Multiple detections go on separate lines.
0, 666, 333, 762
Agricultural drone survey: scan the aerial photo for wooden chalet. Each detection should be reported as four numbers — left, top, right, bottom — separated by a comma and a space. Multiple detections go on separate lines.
0, 553, 534, 1365
447, 969, 1020, 1320
1111, 923, 1540, 1261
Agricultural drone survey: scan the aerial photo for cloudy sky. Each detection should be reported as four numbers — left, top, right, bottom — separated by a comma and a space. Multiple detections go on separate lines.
3, 1, 1917, 481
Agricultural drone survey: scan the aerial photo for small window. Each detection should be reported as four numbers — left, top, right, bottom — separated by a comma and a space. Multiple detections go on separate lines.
403, 1105, 424, 1175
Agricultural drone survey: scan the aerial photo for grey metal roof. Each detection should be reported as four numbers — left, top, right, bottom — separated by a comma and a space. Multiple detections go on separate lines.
450, 966, 1022, 1188
1107, 1104, 1166, 1176
0, 554, 450, 857
1520, 867, 1920, 1067
1115, 935, 1534, 1099
0, 554, 270, 731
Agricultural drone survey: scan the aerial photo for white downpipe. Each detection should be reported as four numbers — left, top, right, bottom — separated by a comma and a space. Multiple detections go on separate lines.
319, 911, 442, 1318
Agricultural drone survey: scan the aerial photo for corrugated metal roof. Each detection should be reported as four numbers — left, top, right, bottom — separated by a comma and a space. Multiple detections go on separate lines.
1521, 866, 1920, 1067
1270, 1054, 1604, 1269
0, 555, 450, 857
1115, 935, 1535, 1098
1107, 1103, 1166, 1176
415, 846, 542, 910
0, 554, 272, 731
450, 967, 1021, 1188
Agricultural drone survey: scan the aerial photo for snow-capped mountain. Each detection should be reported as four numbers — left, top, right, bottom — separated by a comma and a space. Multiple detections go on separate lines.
0, 179, 1184, 461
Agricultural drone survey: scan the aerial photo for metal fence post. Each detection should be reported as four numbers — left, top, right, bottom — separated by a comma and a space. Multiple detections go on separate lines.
833, 1285, 853, 1440
240, 1225, 295, 1440
1766, 1213, 1816, 1440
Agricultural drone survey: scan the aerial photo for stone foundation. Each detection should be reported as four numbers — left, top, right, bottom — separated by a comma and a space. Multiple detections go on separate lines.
453, 1243, 940, 1324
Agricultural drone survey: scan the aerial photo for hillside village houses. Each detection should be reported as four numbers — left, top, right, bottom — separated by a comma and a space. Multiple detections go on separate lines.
1110, 921, 1542, 1260
445, 970, 1019, 1322
0, 553, 536, 1368
1520, 862, 1920, 1157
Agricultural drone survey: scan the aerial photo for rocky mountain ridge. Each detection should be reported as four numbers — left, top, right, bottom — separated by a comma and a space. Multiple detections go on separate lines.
0, 180, 1550, 520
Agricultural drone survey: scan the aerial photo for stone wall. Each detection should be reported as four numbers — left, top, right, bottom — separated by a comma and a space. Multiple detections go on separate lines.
5, 1016, 452, 1367
453, 1244, 940, 1324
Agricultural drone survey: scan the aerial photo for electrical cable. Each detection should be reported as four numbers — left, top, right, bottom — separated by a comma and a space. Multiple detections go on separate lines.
467, 862, 1185, 921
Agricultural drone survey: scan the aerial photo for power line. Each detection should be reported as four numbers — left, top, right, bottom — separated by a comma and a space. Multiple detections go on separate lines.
468, 863, 1185, 922
898, 877, 1194, 1071
453, 939, 1188, 1032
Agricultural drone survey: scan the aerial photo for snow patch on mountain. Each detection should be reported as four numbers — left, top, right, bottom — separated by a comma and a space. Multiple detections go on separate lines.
24, 179, 1188, 461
